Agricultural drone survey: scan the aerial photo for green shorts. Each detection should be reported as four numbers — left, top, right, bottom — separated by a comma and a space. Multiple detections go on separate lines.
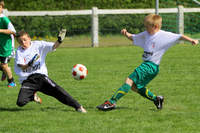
128, 61, 159, 89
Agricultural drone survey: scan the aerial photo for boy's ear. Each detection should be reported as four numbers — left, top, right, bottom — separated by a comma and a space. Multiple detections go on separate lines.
154, 24, 160, 29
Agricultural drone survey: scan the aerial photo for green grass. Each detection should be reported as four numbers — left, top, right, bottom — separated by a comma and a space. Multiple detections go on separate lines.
1, 43, 200, 133
15, 34, 132, 48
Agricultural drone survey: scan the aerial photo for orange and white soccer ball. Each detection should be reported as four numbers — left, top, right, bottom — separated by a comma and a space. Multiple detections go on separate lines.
72, 64, 88, 80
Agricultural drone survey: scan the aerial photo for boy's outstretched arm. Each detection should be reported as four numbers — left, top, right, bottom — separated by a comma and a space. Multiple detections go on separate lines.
53, 29, 67, 50
121, 29, 133, 41
0, 29, 15, 35
181, 35, 199, 45
0, 23, 16, 35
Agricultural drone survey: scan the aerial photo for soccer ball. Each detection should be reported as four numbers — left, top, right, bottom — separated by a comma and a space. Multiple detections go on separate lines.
72, 64, 88, 80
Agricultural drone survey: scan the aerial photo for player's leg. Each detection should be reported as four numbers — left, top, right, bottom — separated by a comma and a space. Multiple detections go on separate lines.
1, 63, 15, 87
1, 70, 6, 81
0, 57, 15, 87
0, 65, 6, 81
0, 58, 11, 81
96, 77, 132, 111
131, 61, 164, 109
0, 57, 7, 81
33, 92, 42, 104
16, 82, 37, 107
109, 78, 133, 104
132, 86, 156, 101
38, 74, 86, 112
2, 58, 11, 81
131, 85, 163, 109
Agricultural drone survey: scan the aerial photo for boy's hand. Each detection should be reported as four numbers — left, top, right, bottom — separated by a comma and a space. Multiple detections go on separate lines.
191, 39, 199, 45
28, 54, 40, 66
181, 35, 199, 46
121, 29, 133, 41
121, 29, 127, 36
57, 29, 67, 43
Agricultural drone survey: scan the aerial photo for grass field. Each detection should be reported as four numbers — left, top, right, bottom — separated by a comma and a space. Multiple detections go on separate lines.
0, 40, 200, 133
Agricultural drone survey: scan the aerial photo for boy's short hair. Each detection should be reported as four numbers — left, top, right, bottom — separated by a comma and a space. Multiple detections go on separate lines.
16, 30, 30, 38
0, 1, 4, 8
144, 14, 162, 29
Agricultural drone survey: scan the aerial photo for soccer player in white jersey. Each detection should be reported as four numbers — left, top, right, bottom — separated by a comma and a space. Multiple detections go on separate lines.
0, 0, 16, 87
97, 14, 199, 111
15, 30, 86, 113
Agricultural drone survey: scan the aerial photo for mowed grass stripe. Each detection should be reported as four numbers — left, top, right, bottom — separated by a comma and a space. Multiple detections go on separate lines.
0, 44, 200, 133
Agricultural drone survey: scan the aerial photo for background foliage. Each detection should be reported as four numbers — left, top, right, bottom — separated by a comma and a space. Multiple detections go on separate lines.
4, 0, 199, 10
3, 0, 200, 37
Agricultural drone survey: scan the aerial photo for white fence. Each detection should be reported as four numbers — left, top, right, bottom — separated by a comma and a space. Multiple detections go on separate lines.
4, 6, 200, 47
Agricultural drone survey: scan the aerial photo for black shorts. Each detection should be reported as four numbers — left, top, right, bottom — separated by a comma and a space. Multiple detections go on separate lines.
0, 56, 11, 64
16, 73, 81, 109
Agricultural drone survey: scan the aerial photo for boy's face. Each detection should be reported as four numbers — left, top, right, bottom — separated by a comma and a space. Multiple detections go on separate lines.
0, 5, 3, 13
17, 34, 31, 49
146, 25, 160, 35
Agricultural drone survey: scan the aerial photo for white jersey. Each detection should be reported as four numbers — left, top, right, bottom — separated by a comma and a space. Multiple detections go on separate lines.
14, 41, 54, 83
10, 34, 15, 58
7, 18, 16, 57
132, 30, 182, 65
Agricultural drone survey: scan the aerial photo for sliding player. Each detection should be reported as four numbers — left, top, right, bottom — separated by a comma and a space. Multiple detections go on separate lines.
15, 29, 87, 113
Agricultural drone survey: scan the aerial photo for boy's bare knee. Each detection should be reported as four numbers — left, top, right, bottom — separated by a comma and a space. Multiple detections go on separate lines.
125, 77, 133, 86
1, 63, 8, 70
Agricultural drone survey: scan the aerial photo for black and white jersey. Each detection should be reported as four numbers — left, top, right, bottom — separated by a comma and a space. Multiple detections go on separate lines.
15, 41, 54, 83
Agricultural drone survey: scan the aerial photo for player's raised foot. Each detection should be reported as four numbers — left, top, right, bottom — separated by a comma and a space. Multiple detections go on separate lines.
96, 100, 116, 111
8, 82, 16, 87
154, 96, 164, 109
34, 93, 42, 104
76, 106, 87, 113
1, 72, 6, 81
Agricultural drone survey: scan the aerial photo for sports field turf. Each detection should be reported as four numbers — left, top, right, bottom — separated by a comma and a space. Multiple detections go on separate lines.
0, 43, 200, 133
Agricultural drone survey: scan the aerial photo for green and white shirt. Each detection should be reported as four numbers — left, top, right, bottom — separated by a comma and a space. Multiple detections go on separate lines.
0, 14, 16, 57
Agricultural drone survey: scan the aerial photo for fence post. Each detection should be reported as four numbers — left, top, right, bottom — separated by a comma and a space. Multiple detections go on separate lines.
177, 5, 184, 34
155, 0, 159, 15
3, 9, 8, 16
91, 7, 99, 47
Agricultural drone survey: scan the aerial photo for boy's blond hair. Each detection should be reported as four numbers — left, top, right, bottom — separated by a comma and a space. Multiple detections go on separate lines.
0, 1, 4, 8
144, 14, 162, 29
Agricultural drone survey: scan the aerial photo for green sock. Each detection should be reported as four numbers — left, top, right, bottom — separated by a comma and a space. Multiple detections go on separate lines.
109, 83, 131, 104
138, 87, 157, 101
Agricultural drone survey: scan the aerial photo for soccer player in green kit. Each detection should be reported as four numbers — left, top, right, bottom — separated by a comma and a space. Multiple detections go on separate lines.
0, 0, 16, 87
97, 14, 199, 111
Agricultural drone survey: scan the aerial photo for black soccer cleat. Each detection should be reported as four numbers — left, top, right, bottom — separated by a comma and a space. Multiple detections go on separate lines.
154, 96, 164, 109
96, 100, 116, 111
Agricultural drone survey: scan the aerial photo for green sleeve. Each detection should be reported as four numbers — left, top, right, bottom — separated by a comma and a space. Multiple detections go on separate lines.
3, 16, 10, 28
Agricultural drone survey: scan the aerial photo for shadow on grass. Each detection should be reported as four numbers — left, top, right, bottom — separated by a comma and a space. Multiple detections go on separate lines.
92, 105, 161, 112
40, 106, 75, 112
93, 106, 141, 112
117, 106, 140, 110
0, 106, 76, 113
149, 108, 162, 112
0, 107, 29, 112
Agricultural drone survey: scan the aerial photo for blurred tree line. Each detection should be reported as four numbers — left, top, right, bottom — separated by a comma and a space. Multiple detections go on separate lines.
4, 0, 199, 10
4, 0, 199, 37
